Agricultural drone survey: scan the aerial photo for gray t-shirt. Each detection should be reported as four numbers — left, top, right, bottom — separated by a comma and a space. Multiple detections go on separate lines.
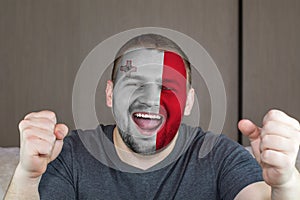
39, 124, 263, 200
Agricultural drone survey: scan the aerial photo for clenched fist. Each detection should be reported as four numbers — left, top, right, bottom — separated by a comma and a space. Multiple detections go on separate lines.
239, 109, 300, 188
17, 110, 68, 179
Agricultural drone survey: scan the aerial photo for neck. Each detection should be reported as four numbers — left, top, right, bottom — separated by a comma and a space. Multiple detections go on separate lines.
113, 127, 178, 170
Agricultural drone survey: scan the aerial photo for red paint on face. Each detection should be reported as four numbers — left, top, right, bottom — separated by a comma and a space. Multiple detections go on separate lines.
156, 51, 187, 150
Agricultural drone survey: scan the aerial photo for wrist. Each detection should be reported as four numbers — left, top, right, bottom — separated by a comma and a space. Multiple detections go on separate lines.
14, 163, 41, 185
271, 168, 300, 199
4, 164, 41, 199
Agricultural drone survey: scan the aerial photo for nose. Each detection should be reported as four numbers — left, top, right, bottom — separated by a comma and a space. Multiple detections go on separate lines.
138, 83, 161, 107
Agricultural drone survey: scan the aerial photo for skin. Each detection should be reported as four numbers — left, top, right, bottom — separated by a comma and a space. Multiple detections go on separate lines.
5, 111, 68, 199
236, 110, 300, 200
4, 51, 300, 199
111, 49, 188, 155
5, 108, 300, 200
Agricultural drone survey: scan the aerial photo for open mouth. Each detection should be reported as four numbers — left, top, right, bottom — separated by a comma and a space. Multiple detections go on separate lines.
132, 112, 164, 136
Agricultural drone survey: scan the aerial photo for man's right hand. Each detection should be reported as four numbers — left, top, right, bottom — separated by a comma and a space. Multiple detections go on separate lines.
17, 110, 68, 179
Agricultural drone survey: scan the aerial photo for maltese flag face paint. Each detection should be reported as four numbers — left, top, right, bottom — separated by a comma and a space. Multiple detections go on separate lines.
112, 48, 187, 155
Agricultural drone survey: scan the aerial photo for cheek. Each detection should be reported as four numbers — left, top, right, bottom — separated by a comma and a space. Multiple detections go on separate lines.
113, 84, 135, 105
156, 51, 187, 150
156, 90, 186, 150
160, 71, 187, 116
160, 90, 186, 117
161, 51, 187, 115
112, 85, 136, 124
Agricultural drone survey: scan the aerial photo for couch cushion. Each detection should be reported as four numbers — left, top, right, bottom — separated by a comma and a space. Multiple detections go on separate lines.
0, 147, 19, 199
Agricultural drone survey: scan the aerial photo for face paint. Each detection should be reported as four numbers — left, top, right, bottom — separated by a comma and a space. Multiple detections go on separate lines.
120, 60, 137, 77
157, 51, 187, 150
112, 48, 187, 155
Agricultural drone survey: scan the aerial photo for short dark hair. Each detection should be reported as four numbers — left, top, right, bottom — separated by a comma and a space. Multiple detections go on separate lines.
111, 34, 191, 88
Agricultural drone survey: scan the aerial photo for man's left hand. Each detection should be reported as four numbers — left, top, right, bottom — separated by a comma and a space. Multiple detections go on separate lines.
238, 109, 300, 187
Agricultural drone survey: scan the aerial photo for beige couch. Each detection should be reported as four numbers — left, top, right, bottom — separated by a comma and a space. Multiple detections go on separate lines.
0, 147, 299, 199
0, 147, 19, 199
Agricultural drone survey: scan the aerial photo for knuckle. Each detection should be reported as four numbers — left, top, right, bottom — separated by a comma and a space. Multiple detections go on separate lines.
268, 109, 279, 116
43, 110, 56, 120
50, 134, 56, 144
46, 110, 56, 118
45, 143, 53, 155
42, 118, 56, 129
261, 135, 269, 145
22, 127, 33, 138
24, 112, 36, 120
290, 141, 299, 152
262, 149, 272, 159
261, 151, 267, 161
263, 120, 274, 131
18, 119, 28, 130
266, 109, 280, 120
261, 151, 273, 165
294, 120, 300, 130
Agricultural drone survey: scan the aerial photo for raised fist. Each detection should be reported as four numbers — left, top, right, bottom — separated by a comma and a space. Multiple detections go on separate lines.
17, 110, 68, 179
239, 109, 300, 187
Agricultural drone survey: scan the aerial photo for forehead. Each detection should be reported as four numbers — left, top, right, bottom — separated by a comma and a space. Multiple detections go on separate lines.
116, 48, 186, 81
122, 48, 163, 65
120, 49, 164, 77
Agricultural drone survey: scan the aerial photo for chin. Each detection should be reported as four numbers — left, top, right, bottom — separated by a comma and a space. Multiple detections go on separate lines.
119, 129, 157, 155
132, 146, 156, 155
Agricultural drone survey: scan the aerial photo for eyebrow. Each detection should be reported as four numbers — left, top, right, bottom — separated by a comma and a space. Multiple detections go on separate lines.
126, 74, 162, 83
127, 75, 146, 81
162, 78, 180, 87
128, 74, 180, 86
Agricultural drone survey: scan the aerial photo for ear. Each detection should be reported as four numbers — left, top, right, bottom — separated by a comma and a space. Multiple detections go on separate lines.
106, 80, 113, 108
184, 88, 195, 116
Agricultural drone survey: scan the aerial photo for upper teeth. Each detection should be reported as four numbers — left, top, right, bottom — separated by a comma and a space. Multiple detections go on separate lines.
135, 113, 161, 120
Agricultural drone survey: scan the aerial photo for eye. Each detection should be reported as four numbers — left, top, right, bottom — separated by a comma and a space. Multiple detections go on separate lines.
127, 83, 137, 86
161, 85, 173, 91
127, 82, 145, 88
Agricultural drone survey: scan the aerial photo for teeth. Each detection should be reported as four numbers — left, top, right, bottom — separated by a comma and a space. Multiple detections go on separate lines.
134, 113, 161, 120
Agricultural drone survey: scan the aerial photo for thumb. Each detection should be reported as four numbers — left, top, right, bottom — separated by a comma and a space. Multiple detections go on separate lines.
54, 123, 69, 140
238, 119, 261, 142
238, 119, 262, 163
49, 124, 68, 162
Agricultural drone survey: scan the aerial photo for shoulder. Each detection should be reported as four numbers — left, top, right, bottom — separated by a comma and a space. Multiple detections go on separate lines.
64, 124, 115, 145
180, 124, 245, 157
60, 124, 115, 158
184, 126, 264, 199
180, 124, 258, 167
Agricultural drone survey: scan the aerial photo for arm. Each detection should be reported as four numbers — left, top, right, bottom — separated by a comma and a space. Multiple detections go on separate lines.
236, 109, 300, 200
4, 111, 68, 200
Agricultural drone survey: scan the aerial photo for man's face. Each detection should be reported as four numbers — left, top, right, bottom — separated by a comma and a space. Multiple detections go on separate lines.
111, 48, 187, 155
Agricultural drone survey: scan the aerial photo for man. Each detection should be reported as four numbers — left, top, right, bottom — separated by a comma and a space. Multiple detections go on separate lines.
5, 34, 300, 199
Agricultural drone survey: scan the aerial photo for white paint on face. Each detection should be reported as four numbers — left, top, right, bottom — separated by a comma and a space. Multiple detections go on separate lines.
112, 49, 165, 154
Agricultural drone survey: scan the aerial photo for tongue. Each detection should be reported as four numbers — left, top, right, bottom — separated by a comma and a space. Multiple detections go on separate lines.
133, 117, 161, 130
